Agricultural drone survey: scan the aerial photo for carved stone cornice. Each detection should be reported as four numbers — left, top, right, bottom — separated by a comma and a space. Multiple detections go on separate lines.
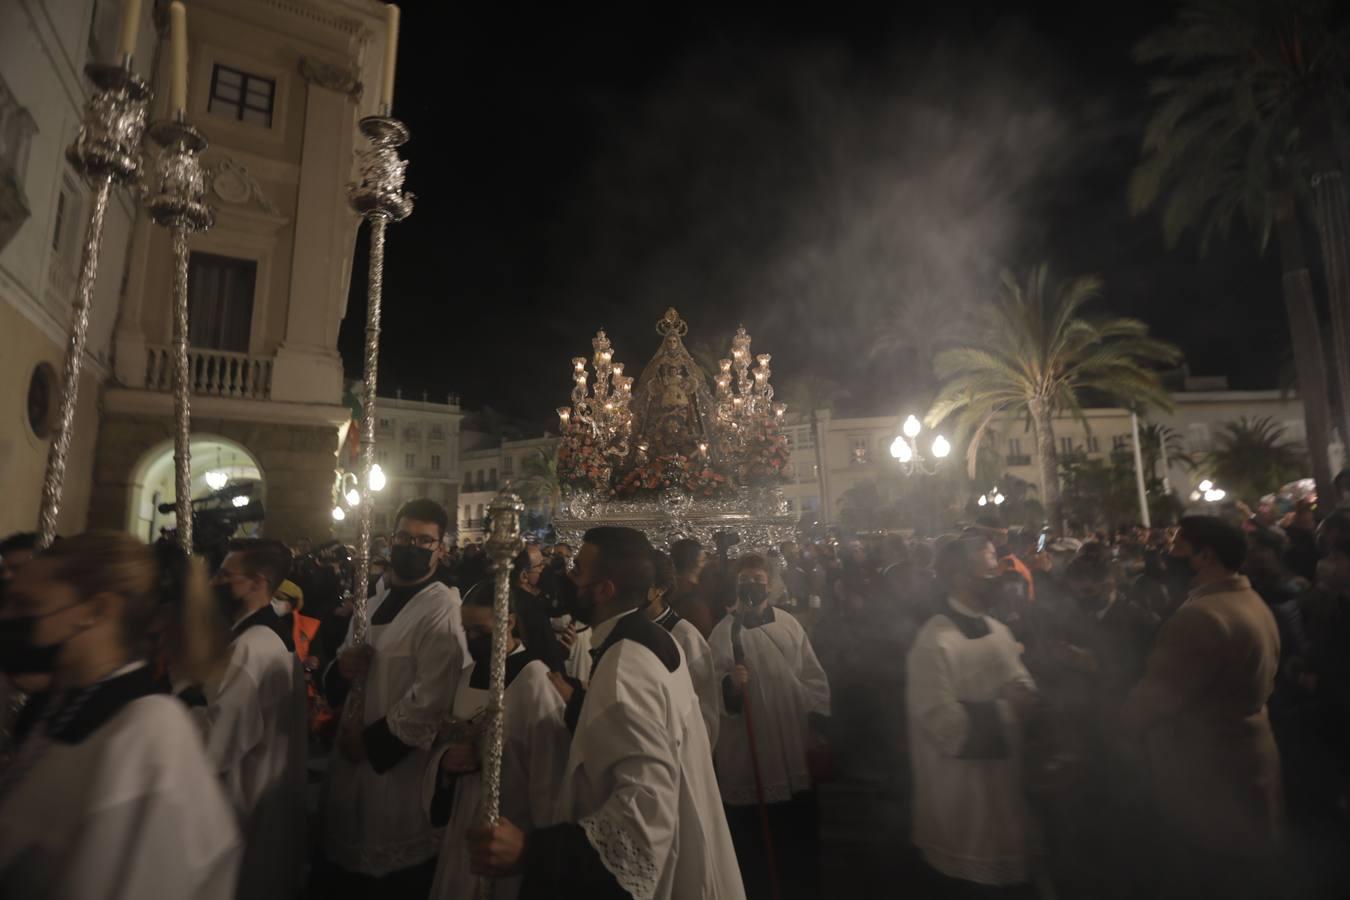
298, 57, 363, 100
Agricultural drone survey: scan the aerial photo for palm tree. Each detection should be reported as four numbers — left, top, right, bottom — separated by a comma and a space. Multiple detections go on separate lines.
1205, 416, 1308, 503
1138, 422, 1193, 486
1131, 0, 1344, 502
927, 265, 1181, 531
514, 448, 561, 522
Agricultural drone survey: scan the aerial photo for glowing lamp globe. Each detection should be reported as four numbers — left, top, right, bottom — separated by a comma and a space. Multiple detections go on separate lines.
902, 415, 921, 439
331, 506, 346, 522
346, 489, 361, 507
931, 435, 951, 459
205, 470, 228, 490
890, 436, 914, 463
369, 464, 387, 492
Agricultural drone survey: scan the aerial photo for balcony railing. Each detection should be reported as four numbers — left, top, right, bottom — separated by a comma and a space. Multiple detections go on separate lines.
1006, 454, 1032, 466
145, 345, 273, 400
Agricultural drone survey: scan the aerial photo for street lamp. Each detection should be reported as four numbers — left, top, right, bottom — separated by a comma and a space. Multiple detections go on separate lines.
890, 414, 950, 476
977, 486, 1006, 507
1190, 478, 1226, 503
332, 465, 387, 529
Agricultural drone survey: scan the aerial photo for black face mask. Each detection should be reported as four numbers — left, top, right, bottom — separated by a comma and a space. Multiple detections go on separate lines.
213, 582, 241, 620
557, 576, 600, 626
0, 600, 85, 678
389, 545, 434, 583
1164, 554, 1195, 581
0, 616, 61, 677
738, 582, 768, 608
466, 632, 493, 669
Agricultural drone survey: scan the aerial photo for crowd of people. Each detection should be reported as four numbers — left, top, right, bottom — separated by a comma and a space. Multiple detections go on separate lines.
0, 497, 1348, 899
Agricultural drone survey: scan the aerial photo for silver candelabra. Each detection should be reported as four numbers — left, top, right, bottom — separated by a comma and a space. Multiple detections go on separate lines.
144, 116, 214, 553
37, 62, 150, 547
342, 111, 414, 716
480, 489, 524, 900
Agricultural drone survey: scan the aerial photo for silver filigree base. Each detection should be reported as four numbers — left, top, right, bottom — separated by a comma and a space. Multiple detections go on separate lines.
553, 484, 796, 551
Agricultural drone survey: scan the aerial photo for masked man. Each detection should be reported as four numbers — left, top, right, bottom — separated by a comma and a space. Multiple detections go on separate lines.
200, 539, 308, 900
322, 499, 467, 899
1121, 516, 1282, 899
708, 554, 831, 900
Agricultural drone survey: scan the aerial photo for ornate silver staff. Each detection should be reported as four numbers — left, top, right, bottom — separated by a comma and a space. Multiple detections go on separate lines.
480, 489, 524, 900
37, 62, 150, 547
144, 116, 213, 553
342, 112, 413, 713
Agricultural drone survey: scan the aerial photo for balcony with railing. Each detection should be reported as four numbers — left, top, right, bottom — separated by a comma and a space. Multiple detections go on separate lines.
145, 345, 273, 400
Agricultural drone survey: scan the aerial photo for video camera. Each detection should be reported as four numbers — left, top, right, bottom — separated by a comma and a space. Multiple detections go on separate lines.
158, 482, 265, 555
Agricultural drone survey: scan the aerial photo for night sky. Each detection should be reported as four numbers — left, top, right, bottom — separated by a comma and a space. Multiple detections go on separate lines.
338, 1, 1289, 429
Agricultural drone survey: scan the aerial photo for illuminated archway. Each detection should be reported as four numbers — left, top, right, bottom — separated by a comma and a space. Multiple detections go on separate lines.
126, 436, 265, 543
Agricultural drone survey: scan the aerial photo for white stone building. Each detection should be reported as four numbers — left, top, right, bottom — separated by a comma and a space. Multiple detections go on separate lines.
350, 388, 464, 539
456, 434, 558, 543
785, 379, 1324, 527
0, 0, 397, 544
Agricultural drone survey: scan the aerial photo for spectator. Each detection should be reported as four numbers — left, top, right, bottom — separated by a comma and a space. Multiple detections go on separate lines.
1121, 516, 1283, 899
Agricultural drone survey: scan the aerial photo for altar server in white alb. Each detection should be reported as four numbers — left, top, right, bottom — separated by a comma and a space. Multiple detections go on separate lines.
906, 537, 1039, 895
424, 580, 570, 900
469, 526, 745, 900
323, 499, 467, 898
710, 552, 832, 900
648, 549, 720, 747
195, 538, 308, 900
0, 533, 241, 900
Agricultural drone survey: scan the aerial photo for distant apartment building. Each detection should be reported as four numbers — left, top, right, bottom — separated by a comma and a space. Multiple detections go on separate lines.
785, 377, 1325, 526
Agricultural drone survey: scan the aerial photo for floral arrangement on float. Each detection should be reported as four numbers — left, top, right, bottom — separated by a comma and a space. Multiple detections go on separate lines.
556, 423, 614, 494
737, 420, 792, 486
612, 452, 736, 500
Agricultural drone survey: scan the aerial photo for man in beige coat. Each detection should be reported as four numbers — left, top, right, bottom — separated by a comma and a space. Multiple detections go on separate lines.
1122, 515, 1283, 897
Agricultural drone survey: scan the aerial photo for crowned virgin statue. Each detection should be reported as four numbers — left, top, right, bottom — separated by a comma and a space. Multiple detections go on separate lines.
631, 310, 718, 459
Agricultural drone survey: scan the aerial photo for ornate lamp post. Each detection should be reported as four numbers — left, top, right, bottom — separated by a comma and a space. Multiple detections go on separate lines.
976, 486, 1006, 508
889, 414, 951, 476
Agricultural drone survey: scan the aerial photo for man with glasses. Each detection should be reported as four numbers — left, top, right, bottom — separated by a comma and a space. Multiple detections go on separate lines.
321, 499, 467, 900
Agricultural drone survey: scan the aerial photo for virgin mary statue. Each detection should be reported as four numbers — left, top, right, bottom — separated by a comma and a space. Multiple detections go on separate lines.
630, 309, 718, 459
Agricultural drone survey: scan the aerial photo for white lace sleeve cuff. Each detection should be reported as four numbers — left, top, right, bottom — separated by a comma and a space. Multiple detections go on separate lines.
386, 702, 440, 750
579, 812, 660, 900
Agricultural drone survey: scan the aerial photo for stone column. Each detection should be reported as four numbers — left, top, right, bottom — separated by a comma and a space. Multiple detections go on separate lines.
270, 58, 362, 405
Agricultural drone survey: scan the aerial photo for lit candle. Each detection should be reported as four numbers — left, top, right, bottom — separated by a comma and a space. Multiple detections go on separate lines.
557, 407, 571, 427
116, 0, 143, 62
169, 1, 188, 118
612, 363, 624, 378
697, 442, 708, 457
380, 4, 401, 112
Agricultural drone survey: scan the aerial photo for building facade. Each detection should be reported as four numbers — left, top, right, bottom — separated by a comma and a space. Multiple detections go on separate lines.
1, 0, 397, 544
785, 383, 1326, 527
335, 388, 464, 541
457, 434, 558, 543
